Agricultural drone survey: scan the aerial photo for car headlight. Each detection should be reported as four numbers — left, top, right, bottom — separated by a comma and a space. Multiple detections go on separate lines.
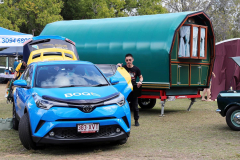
104, 93, 126, 107
32, 93, 67, 110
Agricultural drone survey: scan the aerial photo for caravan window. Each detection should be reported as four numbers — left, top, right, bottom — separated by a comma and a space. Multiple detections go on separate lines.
178, 24, 207, 59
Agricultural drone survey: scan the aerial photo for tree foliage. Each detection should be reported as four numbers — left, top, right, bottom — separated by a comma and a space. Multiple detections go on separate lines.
0, 0, 22, 31
163, 0, 240, 42
0, 0, 63, 35
18, 0, 63, 35
0, 0, 167, 35
61, 0, 167, 20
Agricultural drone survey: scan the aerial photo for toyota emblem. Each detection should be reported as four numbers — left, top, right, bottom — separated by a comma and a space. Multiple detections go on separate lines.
82, 105, 93, 113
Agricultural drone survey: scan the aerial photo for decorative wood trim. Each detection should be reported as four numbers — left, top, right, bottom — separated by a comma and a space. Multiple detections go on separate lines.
171, 61, 210, 65
178, 64, 189, 85
200, 65, 209, 85
142, 86, 170, 89
171, 64, 178, 85
190, 25, 198, 58
190, 64, 201, 85
189, 64, 191, 86
172, 32, 178, 61
198, 26, 208, 60
197, 26, 201, 58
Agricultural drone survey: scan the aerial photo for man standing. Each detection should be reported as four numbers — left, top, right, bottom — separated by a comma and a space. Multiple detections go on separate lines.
13, 57, 19, 72
118, 53, 143, 126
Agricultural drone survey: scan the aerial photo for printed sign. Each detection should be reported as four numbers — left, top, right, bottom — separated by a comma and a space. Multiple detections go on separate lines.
0, 35, 33, 46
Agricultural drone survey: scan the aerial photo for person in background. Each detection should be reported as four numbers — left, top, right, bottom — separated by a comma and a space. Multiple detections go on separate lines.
202, 72, 216, 102
118, 53, 143, 126
14, 60, 27, 80
13, 57, 19, 72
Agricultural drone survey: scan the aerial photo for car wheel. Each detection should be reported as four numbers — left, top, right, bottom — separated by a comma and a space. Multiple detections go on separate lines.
19, 113, 37, 150
12, 102, 19, 130
226, 106, 240, 131
138, 98, 156, 109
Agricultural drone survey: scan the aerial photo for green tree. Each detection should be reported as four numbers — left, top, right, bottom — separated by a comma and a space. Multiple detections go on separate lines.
0, 0, 23, 31
18, 0, 64, 35
0, 0, 63, 35
61, 0, 127, 20
128, 0, 168, 16
61, 0, 167, 20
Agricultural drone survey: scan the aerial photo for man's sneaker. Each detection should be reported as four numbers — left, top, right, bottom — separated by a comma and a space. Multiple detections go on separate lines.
135, 120, 139, 126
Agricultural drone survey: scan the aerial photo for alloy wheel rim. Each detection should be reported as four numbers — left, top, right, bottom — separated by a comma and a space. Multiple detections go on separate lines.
231, 110, 240, 127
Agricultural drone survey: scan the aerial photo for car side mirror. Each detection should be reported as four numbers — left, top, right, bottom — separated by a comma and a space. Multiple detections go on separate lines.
110, 77, 119, 85
13, 80, 28, 88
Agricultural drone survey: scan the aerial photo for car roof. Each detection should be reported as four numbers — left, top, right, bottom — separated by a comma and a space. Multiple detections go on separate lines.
30, 60, 93, 66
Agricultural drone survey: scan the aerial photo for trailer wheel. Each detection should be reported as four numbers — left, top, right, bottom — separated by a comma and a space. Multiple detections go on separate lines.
138, 98, 156, 109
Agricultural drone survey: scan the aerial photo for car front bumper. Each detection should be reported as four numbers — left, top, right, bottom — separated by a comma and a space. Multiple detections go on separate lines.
216, 109, 221, 113
32, 125, 130, 144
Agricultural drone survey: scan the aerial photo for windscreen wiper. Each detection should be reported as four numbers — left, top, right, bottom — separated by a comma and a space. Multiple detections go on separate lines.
58, 85, 85, 88
91, 84, 109, 87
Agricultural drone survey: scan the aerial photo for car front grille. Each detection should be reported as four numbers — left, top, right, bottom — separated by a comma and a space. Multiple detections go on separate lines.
49, 125, 122, 139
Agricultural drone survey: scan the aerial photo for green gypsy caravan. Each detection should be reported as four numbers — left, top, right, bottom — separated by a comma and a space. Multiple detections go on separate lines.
40, 11, 215, 115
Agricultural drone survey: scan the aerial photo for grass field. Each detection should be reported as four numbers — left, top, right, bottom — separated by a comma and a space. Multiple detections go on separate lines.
0, 84, 239, 160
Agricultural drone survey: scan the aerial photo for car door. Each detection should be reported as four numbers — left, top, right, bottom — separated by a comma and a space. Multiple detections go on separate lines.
111, 66, 133, 97
16, 65, 33, 118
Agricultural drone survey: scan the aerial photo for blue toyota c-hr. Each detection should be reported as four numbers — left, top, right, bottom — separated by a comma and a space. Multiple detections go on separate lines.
13, 60, 132, 149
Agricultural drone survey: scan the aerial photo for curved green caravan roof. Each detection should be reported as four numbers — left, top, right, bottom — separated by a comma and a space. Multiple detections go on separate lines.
40, 11, 213, 83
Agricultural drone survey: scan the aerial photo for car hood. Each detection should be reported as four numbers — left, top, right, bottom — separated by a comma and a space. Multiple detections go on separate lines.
32, 86, 119, 104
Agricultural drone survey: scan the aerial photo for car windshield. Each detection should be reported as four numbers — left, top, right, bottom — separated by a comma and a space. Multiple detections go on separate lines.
35, 64, 109, 88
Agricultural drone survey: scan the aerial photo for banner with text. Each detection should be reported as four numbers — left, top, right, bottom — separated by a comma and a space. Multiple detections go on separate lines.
0, 35, 33, 47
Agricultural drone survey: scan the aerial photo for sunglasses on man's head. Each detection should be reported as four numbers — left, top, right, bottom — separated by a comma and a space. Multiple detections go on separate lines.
126, 59, 132, 62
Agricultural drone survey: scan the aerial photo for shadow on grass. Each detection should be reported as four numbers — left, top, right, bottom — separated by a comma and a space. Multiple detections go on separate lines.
38, 142, 124, 155
139, 108, 189, 116
212, 123, 232, 131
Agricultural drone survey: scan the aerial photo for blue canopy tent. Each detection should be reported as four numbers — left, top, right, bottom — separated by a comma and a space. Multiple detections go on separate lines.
0, 46, 23, 57
0, 27, 32, 71
0, 27, 32, 57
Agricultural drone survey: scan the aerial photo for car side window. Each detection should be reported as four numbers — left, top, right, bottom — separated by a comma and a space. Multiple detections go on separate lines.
22, 67, 29, 80
23, 65, 33, 86
96, 64, 117, 77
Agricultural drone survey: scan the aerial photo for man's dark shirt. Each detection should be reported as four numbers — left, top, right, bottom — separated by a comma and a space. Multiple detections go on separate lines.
123, 65, 141, 85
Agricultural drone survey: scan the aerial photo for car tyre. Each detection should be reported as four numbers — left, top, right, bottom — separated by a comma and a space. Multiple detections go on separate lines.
19, 113, 37, 150
138, 98, 156, 109
226, 106, 240, 131
12, 102, 19, 130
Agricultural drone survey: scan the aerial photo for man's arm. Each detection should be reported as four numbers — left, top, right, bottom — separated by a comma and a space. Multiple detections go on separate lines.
137, 75, 143, 88
14, 71, 18, 79
212, 72, 216, 78
139, 75, 143, 82
117, 63, 123, 67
